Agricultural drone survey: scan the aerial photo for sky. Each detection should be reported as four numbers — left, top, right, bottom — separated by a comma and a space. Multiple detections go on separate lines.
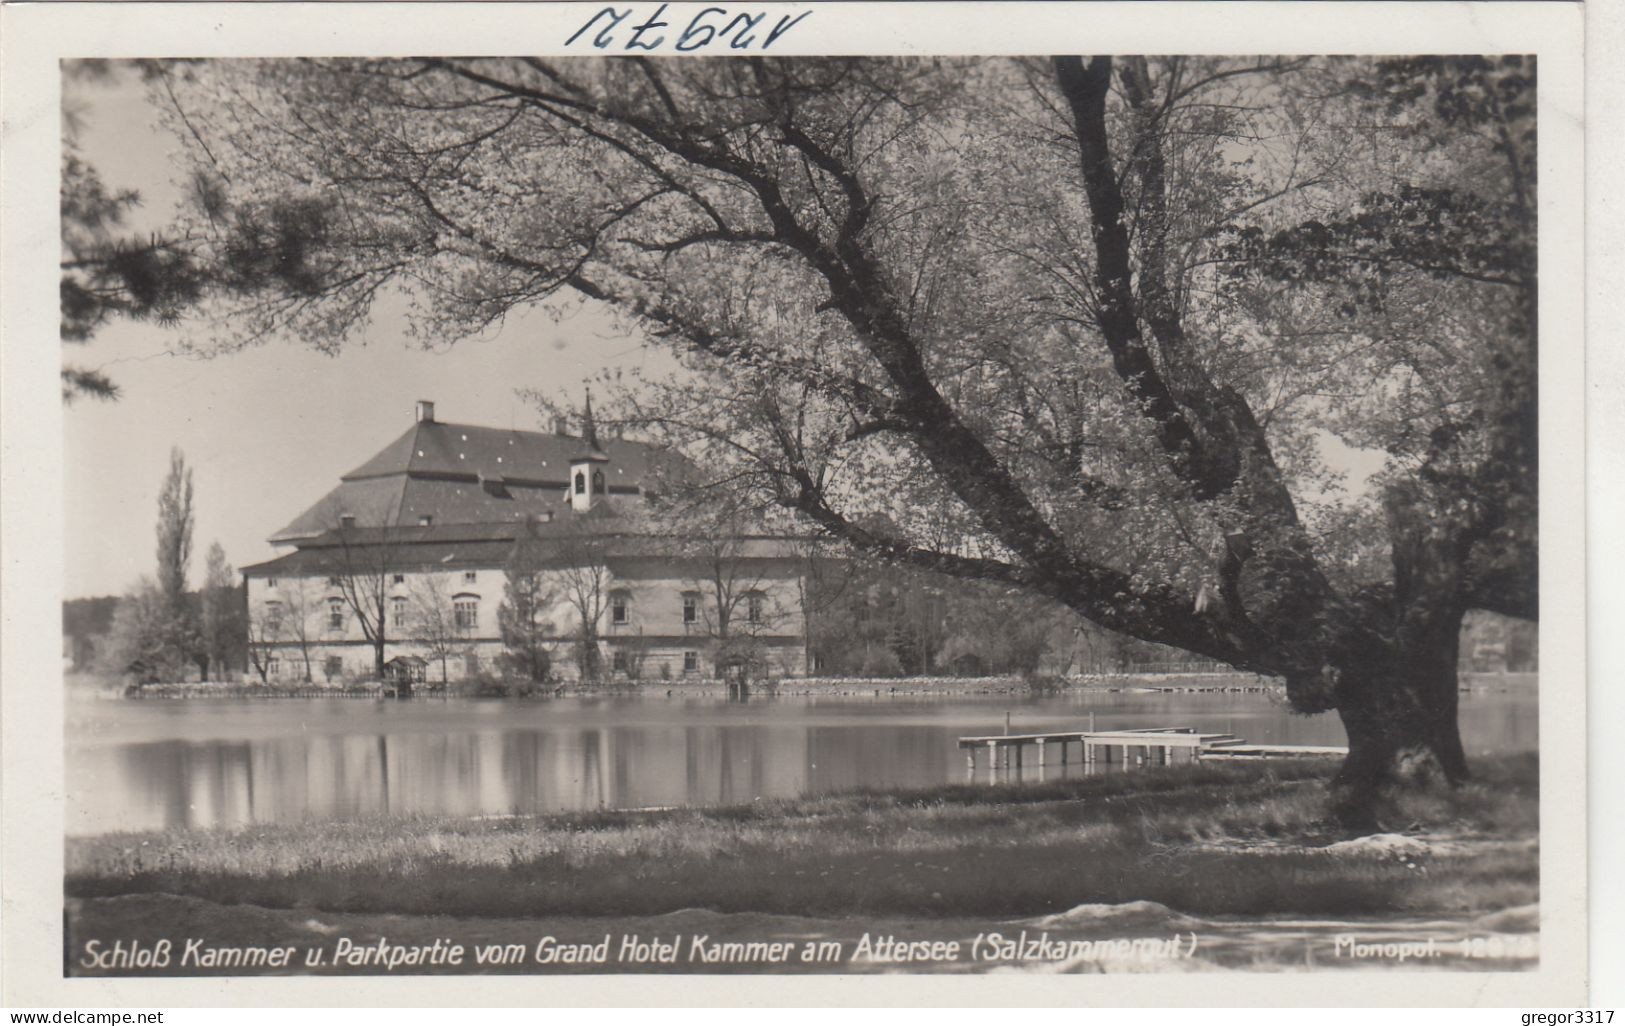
60, 63, 1385, 600
62, 70, 679, 598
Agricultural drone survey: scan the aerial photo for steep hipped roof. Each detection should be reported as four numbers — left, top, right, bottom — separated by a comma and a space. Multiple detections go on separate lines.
342, 419, 665, 483
270, 415, 686, 543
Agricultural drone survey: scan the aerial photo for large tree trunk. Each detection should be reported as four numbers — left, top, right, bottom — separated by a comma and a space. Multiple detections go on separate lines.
1330, 485, 1473, 832
1331, 636, 1468, 832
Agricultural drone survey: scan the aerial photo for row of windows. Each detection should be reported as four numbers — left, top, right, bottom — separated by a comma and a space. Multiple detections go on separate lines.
616, 592, 766, 625
265, 572, 482, 590
263, 599, 474, 633
266, 589, 769, 631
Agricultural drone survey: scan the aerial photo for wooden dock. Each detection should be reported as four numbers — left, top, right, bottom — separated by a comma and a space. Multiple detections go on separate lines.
957, 725, 1346, 773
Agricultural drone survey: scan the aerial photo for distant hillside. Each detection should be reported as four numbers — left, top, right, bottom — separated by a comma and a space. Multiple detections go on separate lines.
1460, 610, 1538, 673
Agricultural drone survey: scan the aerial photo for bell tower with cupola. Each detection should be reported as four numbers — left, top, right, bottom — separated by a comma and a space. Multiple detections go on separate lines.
567, 390, 610, 514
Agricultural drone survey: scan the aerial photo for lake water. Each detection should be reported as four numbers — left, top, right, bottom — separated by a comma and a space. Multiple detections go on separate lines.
64, 687, 1537, 837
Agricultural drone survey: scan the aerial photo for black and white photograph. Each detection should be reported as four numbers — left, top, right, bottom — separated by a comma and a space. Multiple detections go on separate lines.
0, 0, 1595, 1009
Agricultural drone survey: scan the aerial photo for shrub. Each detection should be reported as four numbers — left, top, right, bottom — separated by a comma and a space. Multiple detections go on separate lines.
858, 647, 904, 678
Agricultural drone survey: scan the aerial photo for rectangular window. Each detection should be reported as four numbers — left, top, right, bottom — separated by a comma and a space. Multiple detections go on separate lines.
612, 650, 628, 672
265, 655, 280, 677
454, 598, 478, 631
391, 596, 408, 629
324, 656, 343, 680
683, 651, 698, 673
264, 601, 283, 633
747, 593, 765, 624
392, 574, 405, 585
611, 595, 628, 625
326, 576, 342, 587
682, 594, 697, 624
327, 602, 345, 631
463, 571, 477, 585
266, 577, 278, 589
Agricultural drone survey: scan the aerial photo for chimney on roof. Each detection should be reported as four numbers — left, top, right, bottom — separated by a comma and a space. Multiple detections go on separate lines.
339, 514, 356, 529
416, 400, 436, 423
553, 414, 569, 436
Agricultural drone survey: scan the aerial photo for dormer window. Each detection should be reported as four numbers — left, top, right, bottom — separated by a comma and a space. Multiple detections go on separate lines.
419, 515, 433, 527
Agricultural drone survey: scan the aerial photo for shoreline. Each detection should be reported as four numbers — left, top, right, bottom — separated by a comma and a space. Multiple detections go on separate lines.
67, 756, 1538, 917
69, 670, 1537, 700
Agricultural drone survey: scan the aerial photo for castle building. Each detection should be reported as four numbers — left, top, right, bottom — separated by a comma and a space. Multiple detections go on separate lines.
239, 399, 810, 685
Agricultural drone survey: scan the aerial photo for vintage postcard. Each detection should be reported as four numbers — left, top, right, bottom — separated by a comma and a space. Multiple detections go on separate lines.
0, 0, 1591, 1008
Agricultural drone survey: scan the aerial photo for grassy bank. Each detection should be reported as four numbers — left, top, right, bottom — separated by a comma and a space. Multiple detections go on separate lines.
66, 755, 1537, 922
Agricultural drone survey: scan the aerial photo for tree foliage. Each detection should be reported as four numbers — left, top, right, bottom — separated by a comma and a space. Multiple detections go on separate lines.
98, 577, 192, 682
147, 55, 1536, 826
154, 447, 195, 610
61, 60, 370, 401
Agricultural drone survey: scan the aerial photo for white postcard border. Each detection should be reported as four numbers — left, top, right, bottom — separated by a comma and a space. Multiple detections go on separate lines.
0, 1, 1590, 1007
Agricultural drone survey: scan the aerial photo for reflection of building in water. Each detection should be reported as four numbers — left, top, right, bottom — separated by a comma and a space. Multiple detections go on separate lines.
66, 693, 1539, 836
240, 399, 810, 683
95, 724, 820, 831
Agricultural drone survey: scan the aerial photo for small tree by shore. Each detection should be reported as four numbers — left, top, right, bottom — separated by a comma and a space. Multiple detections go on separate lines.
497, 521, 557, 687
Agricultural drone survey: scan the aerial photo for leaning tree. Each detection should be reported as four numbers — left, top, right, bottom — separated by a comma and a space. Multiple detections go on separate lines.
147, 55, 1535, 828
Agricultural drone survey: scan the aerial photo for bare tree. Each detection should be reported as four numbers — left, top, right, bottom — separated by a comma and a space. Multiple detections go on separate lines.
548, 522, 614, 683
410, 573, 463, 687
272, 579, 318, 682
244, 592, 284, 685
316, 501, 404, 681
669, 506, 791, 682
